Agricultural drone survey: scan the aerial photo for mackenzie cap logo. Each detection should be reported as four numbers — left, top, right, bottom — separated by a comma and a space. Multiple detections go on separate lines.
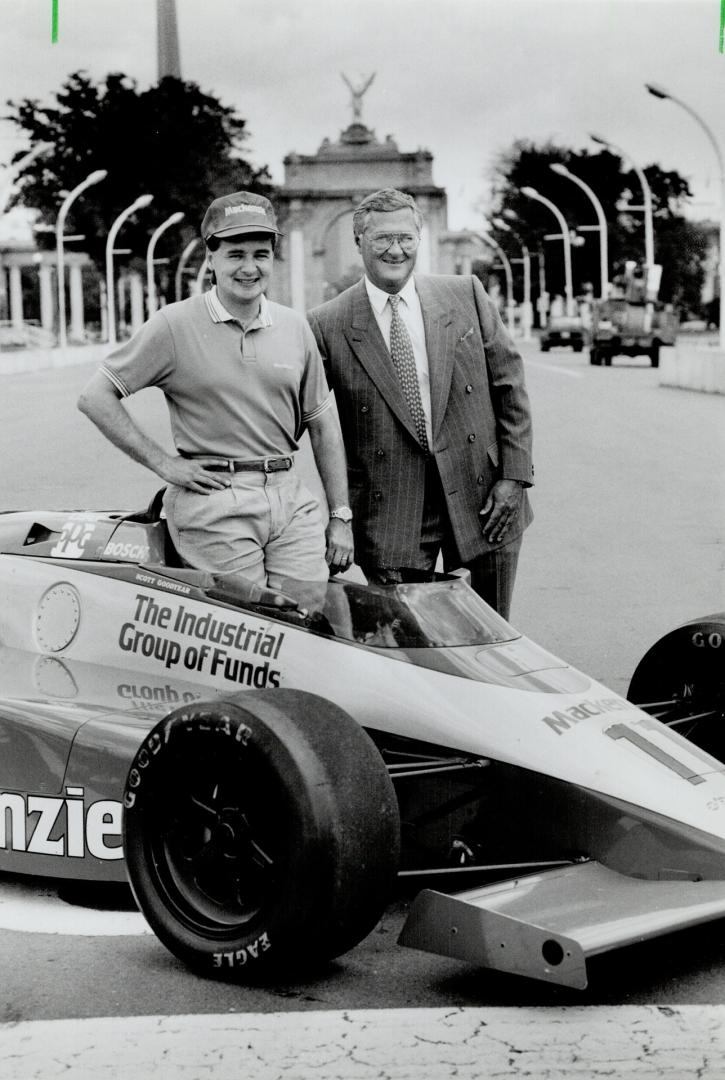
201, 190, 281, 241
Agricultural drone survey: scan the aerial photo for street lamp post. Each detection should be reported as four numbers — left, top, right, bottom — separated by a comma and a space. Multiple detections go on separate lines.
174, 238, 199, 301
590, 133, 654, 273
550, 163, 609, 300
646, 82, 725, 350
105, 194, 154, 346
480, 231, 515, 335
55, 169, 108, 349
493, 217, 532, 340
521, 186, 575, 316
146, 211, 184, 317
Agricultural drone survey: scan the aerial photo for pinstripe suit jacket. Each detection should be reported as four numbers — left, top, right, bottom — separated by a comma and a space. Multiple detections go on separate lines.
307, 274, 534, 567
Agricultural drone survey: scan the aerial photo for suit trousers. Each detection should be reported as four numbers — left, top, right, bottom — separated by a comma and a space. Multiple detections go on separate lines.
356, 460, 522, 621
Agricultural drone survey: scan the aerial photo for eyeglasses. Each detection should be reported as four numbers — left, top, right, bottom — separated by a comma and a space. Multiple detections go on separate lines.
366, 233, 420, 254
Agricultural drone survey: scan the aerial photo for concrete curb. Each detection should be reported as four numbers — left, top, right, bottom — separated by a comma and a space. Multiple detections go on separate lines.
660, 343, 725, 394
1, 1006, 724, 1078
0, 344, 109, 376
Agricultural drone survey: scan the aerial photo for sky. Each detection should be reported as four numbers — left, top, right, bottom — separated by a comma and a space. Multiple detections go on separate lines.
1, 0, 724, 232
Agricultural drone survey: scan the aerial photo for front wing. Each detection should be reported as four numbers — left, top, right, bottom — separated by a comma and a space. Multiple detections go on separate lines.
400, 860, 725, 988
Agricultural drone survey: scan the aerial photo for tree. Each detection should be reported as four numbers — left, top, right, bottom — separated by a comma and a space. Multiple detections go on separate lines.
487, 140, 708, 315
5, 72, 274, 274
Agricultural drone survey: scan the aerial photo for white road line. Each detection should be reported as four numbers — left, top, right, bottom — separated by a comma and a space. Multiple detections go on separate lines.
0, 880, 149, 935
1, 1007, 723, 1079
526, 359, 585, 378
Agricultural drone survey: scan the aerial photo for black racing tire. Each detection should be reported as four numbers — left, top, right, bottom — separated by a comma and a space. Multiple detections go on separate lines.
573, 342, 584, 353
540, 341, 550, 352
589, 348, 601, 366
649, 344, 660, 368
123, 690, 400, 979
628, 614, 725, 759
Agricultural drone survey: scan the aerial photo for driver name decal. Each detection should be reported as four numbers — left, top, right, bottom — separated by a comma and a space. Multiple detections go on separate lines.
540, 695, 631, 734
117, 592, 284, 687
0, 786, 122, 860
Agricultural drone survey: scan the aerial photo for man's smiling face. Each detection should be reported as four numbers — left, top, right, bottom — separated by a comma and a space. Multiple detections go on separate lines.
357, 208, 420, 294
207, 234, 274, 317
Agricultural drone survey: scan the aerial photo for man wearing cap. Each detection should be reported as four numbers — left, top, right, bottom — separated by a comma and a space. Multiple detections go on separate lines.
78, 191, 354, 590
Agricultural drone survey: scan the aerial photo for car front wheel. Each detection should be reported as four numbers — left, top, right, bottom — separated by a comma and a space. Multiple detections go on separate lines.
123, 690, 400, 979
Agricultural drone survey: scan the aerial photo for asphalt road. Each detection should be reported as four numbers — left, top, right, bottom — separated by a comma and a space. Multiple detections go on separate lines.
0, 339, 724, 1072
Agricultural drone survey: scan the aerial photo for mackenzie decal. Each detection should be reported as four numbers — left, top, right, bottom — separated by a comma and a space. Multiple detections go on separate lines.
540, 696, 631, 734
117, 593, 284, 687
0, 786, 122, 860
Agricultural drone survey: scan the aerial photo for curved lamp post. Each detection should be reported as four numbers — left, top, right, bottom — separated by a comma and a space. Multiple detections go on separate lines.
590, 132, 654, 272
146, 211, 184, 317
646, 82, 725, 349
174, 237, 200, 302
550, 163, 609, 300
56, 169, 108, 348
493, 217, 532, 340
105, 193, 154, 345
479, 230, 515, 335
521, 186, 574, 316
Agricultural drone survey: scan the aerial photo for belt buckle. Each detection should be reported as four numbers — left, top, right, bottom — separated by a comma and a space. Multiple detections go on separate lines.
263, 456, 274, 473
226, 459, 234, 472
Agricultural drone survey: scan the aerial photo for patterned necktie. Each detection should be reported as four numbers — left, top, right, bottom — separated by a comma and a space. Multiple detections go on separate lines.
388, 294, 429, 453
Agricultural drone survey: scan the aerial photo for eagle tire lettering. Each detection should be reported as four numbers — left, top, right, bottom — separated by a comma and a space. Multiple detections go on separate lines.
213, 931, 272, 969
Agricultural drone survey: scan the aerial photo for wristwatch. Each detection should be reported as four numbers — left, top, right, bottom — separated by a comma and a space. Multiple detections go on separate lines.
330, 506, 353, 524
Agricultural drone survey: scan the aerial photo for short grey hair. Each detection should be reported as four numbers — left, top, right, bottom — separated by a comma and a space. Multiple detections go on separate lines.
352, 189, 423, 240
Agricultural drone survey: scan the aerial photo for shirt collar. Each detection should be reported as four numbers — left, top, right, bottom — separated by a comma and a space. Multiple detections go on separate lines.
364, 274, 418, 315
204, 286, 273, 328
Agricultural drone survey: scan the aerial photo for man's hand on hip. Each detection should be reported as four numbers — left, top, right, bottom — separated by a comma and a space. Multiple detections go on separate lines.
159, 455, 232, 494
325, 518, 354, 575
479, 478, 524, 543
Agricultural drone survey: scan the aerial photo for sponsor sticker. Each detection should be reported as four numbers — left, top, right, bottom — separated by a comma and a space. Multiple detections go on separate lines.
117, 592, 284, 687
0, 786, 122, 860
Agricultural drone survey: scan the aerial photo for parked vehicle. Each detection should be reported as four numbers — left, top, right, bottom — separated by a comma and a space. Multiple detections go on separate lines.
0, 495, 722, 989
539, 315, 586, 353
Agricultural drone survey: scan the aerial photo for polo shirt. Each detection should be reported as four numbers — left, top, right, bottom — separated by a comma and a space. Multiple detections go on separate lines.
100, 289, 333, 459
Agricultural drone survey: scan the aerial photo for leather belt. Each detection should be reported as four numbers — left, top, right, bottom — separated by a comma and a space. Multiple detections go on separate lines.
180, 453, 294, 473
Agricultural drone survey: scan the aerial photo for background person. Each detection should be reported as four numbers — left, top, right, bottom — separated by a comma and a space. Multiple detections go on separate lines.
307, 188, 533, 620
78, 190, 354, 591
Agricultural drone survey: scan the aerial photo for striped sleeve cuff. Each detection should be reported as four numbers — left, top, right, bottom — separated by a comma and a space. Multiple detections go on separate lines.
302, 390, 334, 424
99, 364, 132, 398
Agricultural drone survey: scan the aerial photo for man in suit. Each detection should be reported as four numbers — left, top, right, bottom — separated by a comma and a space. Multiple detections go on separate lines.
307, 188, 533, 620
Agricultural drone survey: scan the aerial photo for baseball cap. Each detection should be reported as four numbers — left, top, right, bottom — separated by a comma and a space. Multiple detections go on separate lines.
201, 191, 281, 241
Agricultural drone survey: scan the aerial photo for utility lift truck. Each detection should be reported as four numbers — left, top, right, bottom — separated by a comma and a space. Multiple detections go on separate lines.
589, 262, 679, 368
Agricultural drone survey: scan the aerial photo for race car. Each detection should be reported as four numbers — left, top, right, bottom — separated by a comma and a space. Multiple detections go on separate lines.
0, 493, 723, 990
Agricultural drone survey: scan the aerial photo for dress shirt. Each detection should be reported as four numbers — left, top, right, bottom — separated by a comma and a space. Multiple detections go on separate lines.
364, 275, 432, 445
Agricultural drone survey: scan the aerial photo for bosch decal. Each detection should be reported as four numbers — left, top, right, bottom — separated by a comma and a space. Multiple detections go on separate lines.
0, 786, 122, 860
103, 541, 151, 561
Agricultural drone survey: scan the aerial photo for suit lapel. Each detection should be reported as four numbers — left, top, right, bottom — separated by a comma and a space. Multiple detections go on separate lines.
343, 280, 421, 445
415, 276, 457, 444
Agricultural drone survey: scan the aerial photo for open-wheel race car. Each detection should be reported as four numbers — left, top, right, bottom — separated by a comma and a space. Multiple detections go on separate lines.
0, 493, 723, 990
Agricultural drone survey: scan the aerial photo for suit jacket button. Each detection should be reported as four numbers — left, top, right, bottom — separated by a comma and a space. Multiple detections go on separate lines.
477, 475, 484, 484
361, 405, 369, 413
376, 448, 385, 457
373, 491, 382, 500
465, 384, 473, 393
468, 433, 476, 442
